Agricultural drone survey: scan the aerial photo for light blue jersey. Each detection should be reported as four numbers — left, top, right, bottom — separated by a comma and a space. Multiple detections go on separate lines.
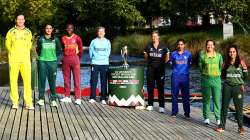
89, 37, 111, 65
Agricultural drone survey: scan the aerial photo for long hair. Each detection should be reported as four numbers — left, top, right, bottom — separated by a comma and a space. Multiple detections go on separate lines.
43, 23, 55, 40
222, 44, 241, 77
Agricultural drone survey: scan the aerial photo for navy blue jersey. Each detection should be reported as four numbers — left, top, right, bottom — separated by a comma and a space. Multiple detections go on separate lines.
144, 43, 169, 68
170, 50, 192, 75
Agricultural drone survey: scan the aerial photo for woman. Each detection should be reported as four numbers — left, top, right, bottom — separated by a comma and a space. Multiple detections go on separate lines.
216, 45, 247, 135
89, 26, 111, 104
60, 23, 83, 105
36, 24, 62, 107
198, 40, 223, 125
170, 39, 192, 117
144, 31, 169, 113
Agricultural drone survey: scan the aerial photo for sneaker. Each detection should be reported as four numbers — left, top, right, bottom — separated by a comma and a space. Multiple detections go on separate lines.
37, 99, 45, 106
60, 97, 72, 103
25, 105, 34, 110
159, 107, 165, 113
184, 113, 190, 118
75, 99, 81, 105
146, 106, 153, 111
216, 120, 221, 125
204, 119, 210, 125
171, 114, 177, 118
50, 101, 58, 107
238, 127, 245, 135
216, 127, 224, 133
101, 100, 106, 105
12, 104, 19, 109
89, 99, 96, 103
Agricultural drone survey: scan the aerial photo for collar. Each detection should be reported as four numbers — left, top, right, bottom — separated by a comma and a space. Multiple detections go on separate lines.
14, 25, 25, 30
205, 51, 216, 58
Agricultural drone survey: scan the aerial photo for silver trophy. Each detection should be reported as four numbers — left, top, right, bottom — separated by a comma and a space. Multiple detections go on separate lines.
121, 45, 129, 67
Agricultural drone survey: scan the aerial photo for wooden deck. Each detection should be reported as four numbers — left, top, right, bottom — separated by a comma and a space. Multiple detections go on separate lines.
0, 87, 249, 140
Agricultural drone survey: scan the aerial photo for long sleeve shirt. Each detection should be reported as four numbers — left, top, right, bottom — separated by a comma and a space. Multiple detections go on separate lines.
5, 26, 32, 63
61, 34, 83, 58
89, 37, 111, 65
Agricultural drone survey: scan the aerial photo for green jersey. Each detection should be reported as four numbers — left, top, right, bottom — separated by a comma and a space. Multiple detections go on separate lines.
37, 35, 62, 61
224, 63, 248, 86
198, 51, 223, 77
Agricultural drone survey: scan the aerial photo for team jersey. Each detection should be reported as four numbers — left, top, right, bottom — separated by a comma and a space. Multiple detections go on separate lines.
199, 51, 223, 77
170, 50, 192, 75
144, 43, 169, 68
223, 60, 248, 86
5, 26, 32, 63
89, 37, 111, 65
61, 34, 83, 58
36, 35, 62, 61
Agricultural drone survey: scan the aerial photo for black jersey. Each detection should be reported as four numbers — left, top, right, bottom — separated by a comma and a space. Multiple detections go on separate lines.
144, 43, 169, 68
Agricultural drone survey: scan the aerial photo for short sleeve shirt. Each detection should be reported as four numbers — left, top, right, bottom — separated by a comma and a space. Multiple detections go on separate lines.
144, 43, 169, 68
170, 50, 192, 75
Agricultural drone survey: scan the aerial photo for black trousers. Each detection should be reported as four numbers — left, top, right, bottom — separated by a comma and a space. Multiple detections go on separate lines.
146, 66, 165, 107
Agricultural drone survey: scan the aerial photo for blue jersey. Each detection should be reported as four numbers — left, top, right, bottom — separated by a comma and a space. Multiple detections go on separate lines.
170, 50, 192, 75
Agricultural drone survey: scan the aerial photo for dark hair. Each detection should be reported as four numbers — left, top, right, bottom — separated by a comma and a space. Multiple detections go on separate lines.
176, 38, 185, 45
15, 14, 25, 20
44, 23, 55, 40
206, 39, 216, 46
222, 44, 241, 77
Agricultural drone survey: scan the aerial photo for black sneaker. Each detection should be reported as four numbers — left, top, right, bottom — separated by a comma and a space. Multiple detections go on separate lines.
184, 113, 190, 118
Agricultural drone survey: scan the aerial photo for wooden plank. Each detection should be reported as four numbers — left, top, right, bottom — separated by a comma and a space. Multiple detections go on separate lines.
40, 101, 50, 140
84, 101, 118, 140
34, 102, 42, 140
56, 100, 73, 140
63, 101, 86, 139
17, 91, 28, 140
78, 100, 106, 139
45, 101, 58, 140
26, 91, 35, 140
59, 99, 80, 140
90, 103, 126, 140
0, 89, 13, 139
68, 102, 93, 139
51, 106, 65, 140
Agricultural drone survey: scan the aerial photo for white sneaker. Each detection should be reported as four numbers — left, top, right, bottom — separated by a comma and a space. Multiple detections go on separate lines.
50, 101, 58, 107
75, 99, 81, 105
159, 107, 165, 113
26, 105, 34, 110
101, 100, 106, 105
204, 119, 210, 125
216, 120, 221, 125
89, 99, 96, 103
37, 99, 45, 106
146, 106, 153, 111
60, 97, 72, 103
12, 104, 19, 109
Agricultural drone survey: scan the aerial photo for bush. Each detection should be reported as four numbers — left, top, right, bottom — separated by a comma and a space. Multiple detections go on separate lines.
112, 32, 250, 66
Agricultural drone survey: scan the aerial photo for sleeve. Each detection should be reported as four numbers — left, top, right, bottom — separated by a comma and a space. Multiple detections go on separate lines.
5, 31, 12, 52
188, 52, 192, 65
36, 37, 42, 56
89, 40, 94, 59
219, 53, 223, 72
28, 31, 33, 49
169, 52, 174, 65
198, 52, 203, 72
106, 40, 111, 57
76, 36, 83, 58
144, 45, 149, 54
241, 60, 248, 81
55, 37, 62, 57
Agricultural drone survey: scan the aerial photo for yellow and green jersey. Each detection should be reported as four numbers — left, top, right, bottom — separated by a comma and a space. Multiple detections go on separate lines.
5, 26, 32, 63
198, 51, 223, 77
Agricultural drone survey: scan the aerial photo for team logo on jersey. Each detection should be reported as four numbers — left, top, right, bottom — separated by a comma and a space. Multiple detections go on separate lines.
150, 48, 154, 51
72, 40, 76, 44
238, 94, 242, 99
184, 56, 187, 59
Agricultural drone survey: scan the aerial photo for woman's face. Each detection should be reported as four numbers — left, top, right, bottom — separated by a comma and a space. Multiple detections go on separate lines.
206, 41, 215, 52
66, 24, 74, 35
45, 25, 53, 35
229, 47, 237, 60
152, 33, 160, 43
177, 41, 185, 51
